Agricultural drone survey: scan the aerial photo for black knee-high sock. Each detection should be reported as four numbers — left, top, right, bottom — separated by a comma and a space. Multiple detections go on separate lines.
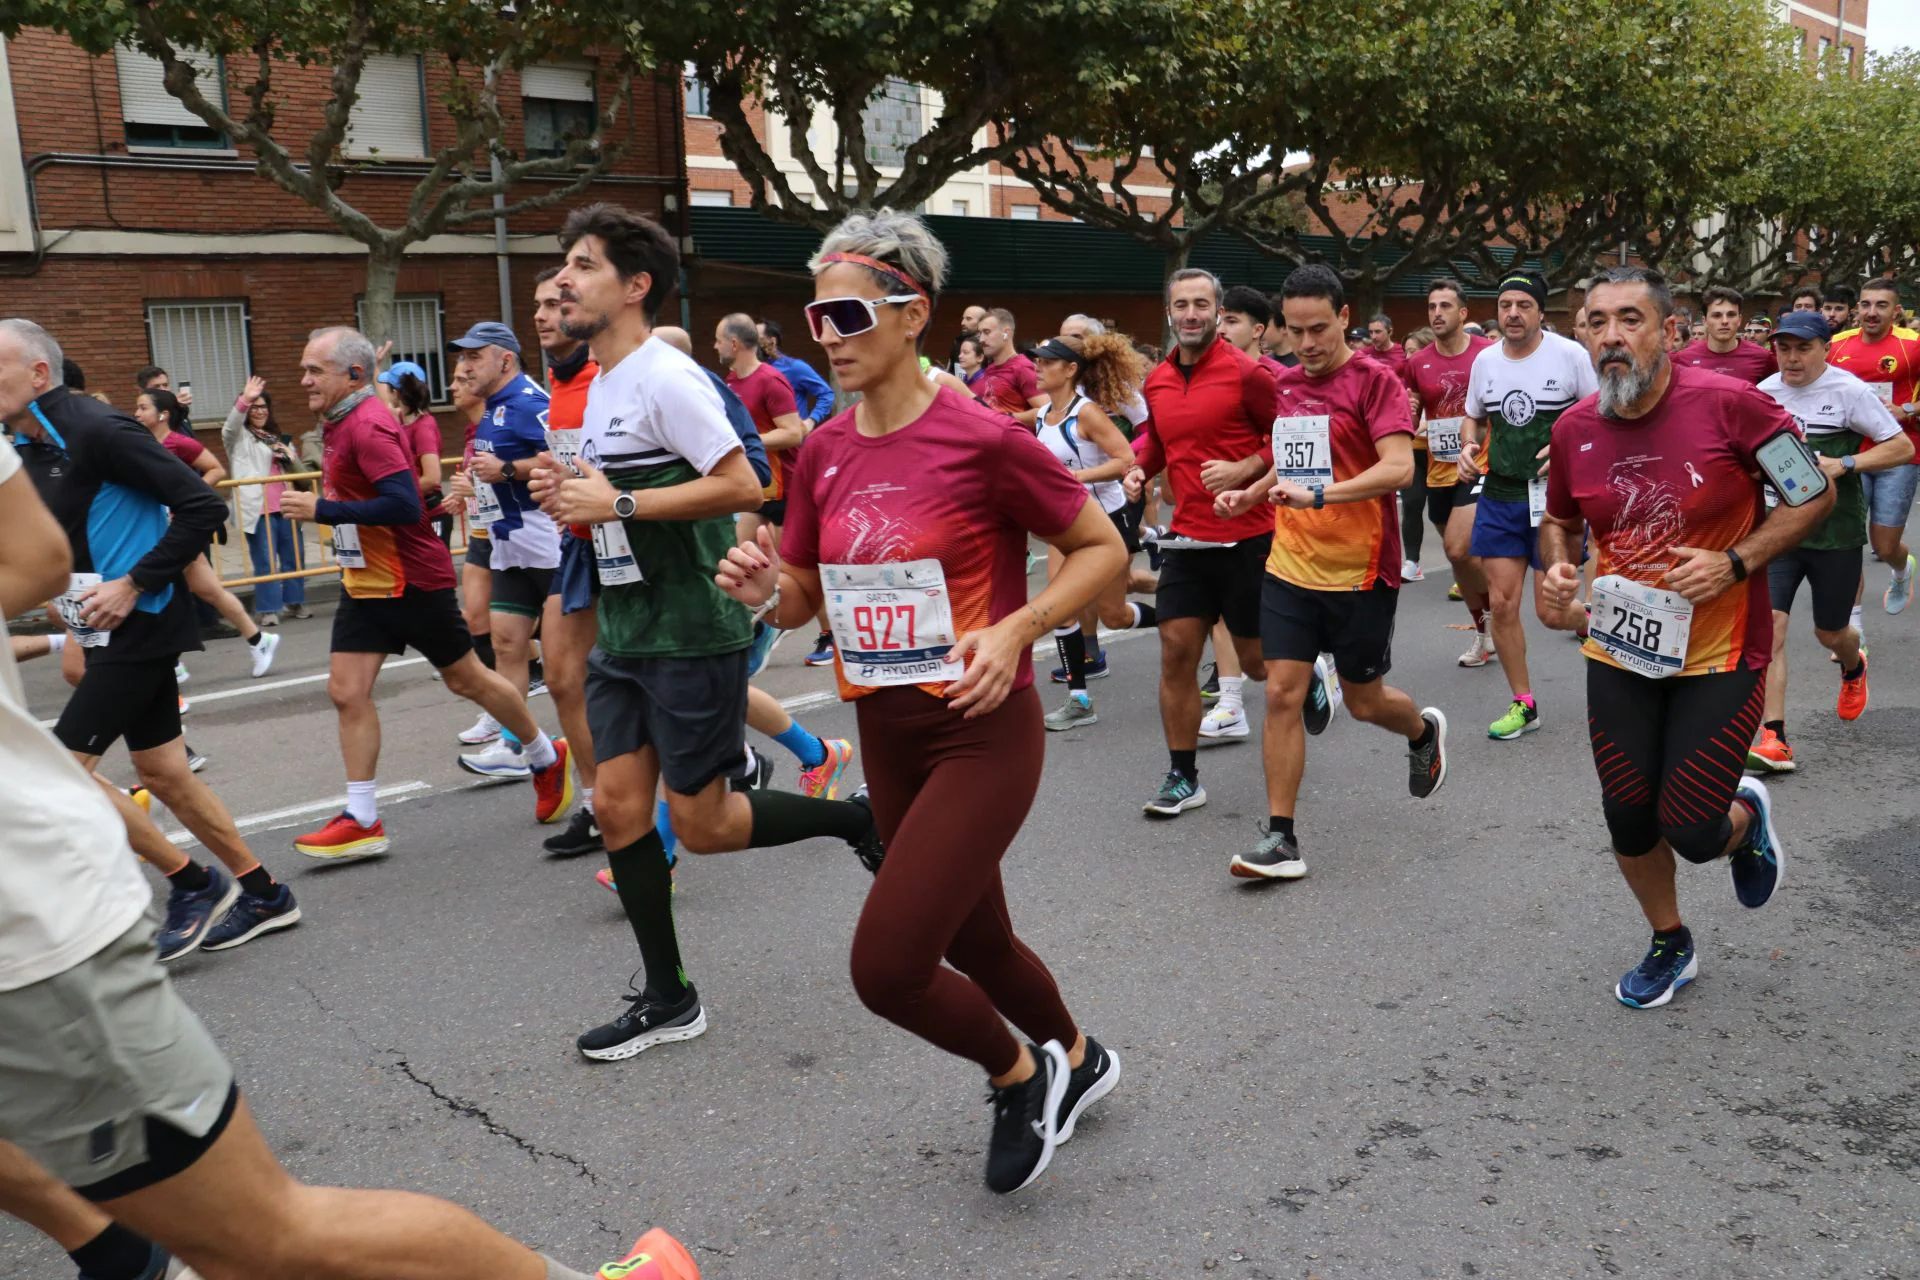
1130, 601, 1157, 629
745, 789, 872, 845
67, 1223, 153, 1280
606, 831, 688, 1003
471, 632, 496, 671
1056, 625, 1089, 692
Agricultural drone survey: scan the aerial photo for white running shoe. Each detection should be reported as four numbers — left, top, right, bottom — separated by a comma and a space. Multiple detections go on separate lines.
1457, 631, 1497, 667
1199, 704, 1250, 739
457, 736, 530, 782
1401, 559, 1425, 582
175, 663, 190, 684
457, 712, 503, 745
249, 630, 281, 678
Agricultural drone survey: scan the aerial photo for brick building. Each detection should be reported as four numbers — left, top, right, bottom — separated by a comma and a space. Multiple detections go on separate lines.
0, 31, 685, 457
1777, 0, 1869, 68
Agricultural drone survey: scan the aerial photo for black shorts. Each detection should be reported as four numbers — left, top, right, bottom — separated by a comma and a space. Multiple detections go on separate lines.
54, 657, 183, 756
586, 647, 750, 795
1585, 661, 1766, 862
548, 533, 600, 615
1767, 546, 1861, 632
464, 535, 492, 570
1107, 504, 1142, 556
1427, 482, 1469, 529
1259, 575, 1398, 683
1155, 532, 1271, 637
331, 586, 473, 669
489, 565, 554, 618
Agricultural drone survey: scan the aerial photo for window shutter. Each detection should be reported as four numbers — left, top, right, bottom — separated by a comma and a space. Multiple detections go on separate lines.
145, 302, 252, 419
521, 63, 593, 102
115, 46, 222, 126
346, 54, 426, 158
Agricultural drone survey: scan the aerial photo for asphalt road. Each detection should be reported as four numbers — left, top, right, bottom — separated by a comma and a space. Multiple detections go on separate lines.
6, 555, 1920, 1279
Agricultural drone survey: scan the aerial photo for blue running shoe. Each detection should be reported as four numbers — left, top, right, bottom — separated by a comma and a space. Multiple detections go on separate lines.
1049, 653, 1110, 683
1615, 928, 1698, 1009
202, 882, 302, 951
804, 631, 837, 666
746, 620, 784, 677
156, 864, 239, 962
1730, 776, 1784, 909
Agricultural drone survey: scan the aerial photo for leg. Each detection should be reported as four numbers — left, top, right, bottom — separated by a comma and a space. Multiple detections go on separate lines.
271, 515, 306, 608
1400, 459, 1427, 565
1156, 616, 1209, 754
1338, 675, 1425, 738
1586, 661, 1677, 928
1444, 499, 1490, 620
184, 558, 258, 642
542, 595, 598, 793
0, 1139, 117, 1250
245, 522, 282, 616
1260, 659, 1313, 821
487, 609, 536, 707
130, 739, 264, 880
460, 561, 494, 669
1482, 556, 1531, 697
440, 652, 539, 744
1763, 610, 1789, 725
1656, 667, 1767, 864
1616, 842, 1683, 933
328, 651, 388, 782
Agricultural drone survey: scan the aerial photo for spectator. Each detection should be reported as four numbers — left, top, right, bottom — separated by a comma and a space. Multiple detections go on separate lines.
134, 364, 192, 413
222, 376, 311, 623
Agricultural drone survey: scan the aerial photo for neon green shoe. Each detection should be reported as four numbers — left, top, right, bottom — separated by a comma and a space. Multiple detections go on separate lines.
1488, 698, 1539, 740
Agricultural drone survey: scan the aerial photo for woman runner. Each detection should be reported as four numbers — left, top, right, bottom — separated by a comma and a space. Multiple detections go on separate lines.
716, 211, 1128, 1195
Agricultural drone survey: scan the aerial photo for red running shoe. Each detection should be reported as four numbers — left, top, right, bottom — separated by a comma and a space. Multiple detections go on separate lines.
598, 1228, 700, 1279
534, 737, 576, 824
293, 812, 389, 860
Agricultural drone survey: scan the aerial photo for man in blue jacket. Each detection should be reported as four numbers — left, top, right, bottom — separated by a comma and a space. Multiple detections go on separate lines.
757, 319, 835, 428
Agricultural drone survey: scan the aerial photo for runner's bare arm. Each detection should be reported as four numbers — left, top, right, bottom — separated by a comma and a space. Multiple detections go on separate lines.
0, 462, 70, 616
1537, 513, 1584, 618
759, 410, 806, 453
1665, 483, 1836, 605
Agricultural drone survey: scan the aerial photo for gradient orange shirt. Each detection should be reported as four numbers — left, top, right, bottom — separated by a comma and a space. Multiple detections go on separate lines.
1830, 326, 1920, 447
1265, 354, 1413, 591
1546, 366, 1794, 675
1404, 334, 1493, 488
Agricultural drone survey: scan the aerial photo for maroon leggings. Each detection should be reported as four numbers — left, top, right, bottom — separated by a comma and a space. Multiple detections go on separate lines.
849, 683, 1077, 1077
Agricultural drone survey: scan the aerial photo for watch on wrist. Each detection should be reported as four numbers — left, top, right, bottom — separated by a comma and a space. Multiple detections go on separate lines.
612, 491, 637, 521
502, 459, 518, 484
1842, 454, 1857, 473
1311, 485, 1326, 510
1726, 548, 1748, 582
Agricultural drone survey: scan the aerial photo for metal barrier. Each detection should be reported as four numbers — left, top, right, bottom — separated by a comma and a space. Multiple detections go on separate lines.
209, 458, 470, 590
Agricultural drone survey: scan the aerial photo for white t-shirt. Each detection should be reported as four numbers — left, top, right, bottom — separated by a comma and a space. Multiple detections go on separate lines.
1463, 330, 1599, 424
0, 437, 151, 992
581, 334, 741, 478
1758, 364, 1903, 443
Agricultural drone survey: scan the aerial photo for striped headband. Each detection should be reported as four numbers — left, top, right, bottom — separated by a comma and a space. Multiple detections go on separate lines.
816, 252, 929, 299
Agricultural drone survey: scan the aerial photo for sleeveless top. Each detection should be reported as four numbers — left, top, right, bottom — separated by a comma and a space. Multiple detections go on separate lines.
1037, 395, 1124, 513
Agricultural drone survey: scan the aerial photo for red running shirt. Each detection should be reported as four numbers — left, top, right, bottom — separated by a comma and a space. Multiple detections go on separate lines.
323, 396, 458, 599
1675, 339, 1777, 386
1404, 334, 1493, 488
727, 362, 800, 502
1136, 339, 1278, 544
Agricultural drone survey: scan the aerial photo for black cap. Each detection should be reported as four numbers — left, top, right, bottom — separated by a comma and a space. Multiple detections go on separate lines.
1031, 337, 1086, 364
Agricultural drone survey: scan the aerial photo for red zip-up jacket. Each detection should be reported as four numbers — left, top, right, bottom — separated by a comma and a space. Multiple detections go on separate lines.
1135, 338, 1278, 543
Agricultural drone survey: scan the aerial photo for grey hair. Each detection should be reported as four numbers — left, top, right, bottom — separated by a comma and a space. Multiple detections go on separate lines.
720, 312, 760, 350
0, 319, 65, 386
308, 326, 378, 382
1164, 267, 1222, 307
1063, 313, 1106, 336
1370, 313, 1392, 329
809, 210, 948, 297
1588, 265, 1674, 320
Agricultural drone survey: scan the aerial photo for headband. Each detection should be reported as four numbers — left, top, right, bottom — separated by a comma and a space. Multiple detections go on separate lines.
816, 252, 930, 299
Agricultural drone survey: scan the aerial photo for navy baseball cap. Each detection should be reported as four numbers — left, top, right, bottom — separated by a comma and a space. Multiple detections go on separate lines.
450, 321, 521, 354
1770, 311, 1831, 343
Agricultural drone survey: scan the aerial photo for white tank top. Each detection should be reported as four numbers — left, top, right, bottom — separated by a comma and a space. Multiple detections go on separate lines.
1038, 395, 1125, 513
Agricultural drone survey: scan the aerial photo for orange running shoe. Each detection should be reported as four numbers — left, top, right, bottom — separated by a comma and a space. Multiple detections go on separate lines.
1745, 728, 1797, 774
533, 738, 576, 824
1837, 654, 1868, 722
293, 812, 390, 859
598, 1228, 700, 1279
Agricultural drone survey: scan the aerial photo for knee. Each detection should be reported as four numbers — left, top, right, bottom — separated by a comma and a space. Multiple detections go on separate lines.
1662, 815, 1731, 865
664, 796, 725, 854
849, 933, 923, 1021
1343, 684, 1384, 722
326, 678, 365, 715
1266, 672, 1308, 715
1603, 803, 1661, 859
134, 754, 191, 797
1097, 602, 1132, 631
594, 790, 648, 846
547, 662, 585, 704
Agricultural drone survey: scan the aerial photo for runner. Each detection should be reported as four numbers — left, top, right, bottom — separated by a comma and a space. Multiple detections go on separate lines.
438, 322, 565, 782
756, 319, 836, 428
1122, 268, 1283, 814
441, 365, 504, 745
1405, 279, 1497, 665
375, 360, 449, 544
1361, 313, 1407, 378
1210, 264, 1448, 880
1829, 278, 1920, 614
1031, 332, 1156, 730
1396, 325, 1436, 582
1675, 286, 1778, 385
1790, 286, 1824, 314
1821, 286, 1856, 336
0, 319, 300, 959
529, 203, 881, 1065
1750, 310, 1912, 771
973, 308, 1046, 426
715, 209, 1126, 1194
1539, 265, 1827, 1009
717, 312, 806, 545
1459, 268, 1597, 739
285, 326, 572, 858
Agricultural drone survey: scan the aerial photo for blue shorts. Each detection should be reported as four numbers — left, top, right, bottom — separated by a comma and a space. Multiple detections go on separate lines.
1470, 496, 1547, 568
548, 534, 599, 616
1862, 462, 1919, 529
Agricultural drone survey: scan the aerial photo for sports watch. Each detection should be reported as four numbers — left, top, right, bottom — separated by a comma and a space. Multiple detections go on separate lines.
612, 492, 638, 520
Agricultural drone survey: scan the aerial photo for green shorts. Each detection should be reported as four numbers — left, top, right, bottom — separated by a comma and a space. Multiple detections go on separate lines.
0, 919, 236, 1197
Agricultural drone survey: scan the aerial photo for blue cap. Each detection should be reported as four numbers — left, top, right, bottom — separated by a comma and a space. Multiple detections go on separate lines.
377, 360, 428, 387
1770, 311, 1831, 343
450, 321, 522, 354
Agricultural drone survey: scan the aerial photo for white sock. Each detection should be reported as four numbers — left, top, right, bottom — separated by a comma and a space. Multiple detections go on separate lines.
345, 780, 378, 826
524, 730, 557, 770
1129, 602, 1146, 628
1218, 674, 1244, 714
1851, 604, 1865, 640
581, 786, 594, 812
1898, 560, 1914, 583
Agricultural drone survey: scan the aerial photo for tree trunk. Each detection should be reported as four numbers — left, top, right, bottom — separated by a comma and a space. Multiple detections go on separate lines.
359, 246, 405, 355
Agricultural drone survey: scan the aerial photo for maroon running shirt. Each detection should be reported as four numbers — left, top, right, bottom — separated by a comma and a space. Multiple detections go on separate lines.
1675, 339, 1778, 386
726, 362, 800, 501
973, 354, 1040, 419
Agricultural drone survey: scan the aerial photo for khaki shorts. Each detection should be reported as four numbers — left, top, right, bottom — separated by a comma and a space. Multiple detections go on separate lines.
0, 919, 235, 1197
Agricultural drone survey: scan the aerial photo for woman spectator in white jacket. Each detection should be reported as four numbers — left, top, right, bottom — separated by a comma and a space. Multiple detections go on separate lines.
221, 376, 311, 624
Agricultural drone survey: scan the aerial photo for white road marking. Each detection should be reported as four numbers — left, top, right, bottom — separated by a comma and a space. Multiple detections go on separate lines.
187, 656, 429, 705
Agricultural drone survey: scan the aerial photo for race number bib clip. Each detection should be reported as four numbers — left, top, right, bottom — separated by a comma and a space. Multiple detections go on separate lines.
822, 559, 962, 687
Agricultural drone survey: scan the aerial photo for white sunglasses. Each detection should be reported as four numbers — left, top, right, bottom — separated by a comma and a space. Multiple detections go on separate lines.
804, 294, 923, 342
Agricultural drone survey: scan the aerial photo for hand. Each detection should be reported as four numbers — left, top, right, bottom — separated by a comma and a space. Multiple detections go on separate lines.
175, 385, 193, 408
1213, 488, 1256, 520
1535, 443, 1552, 476
944, 618, 1028, 719
78, 576, 140, 630
527, 451, 574, 508
1199, 457, 1250, 494
714, 523, 781, 607
1270, 479, 1314, 509
375, 339, 394, 365
1457, 438, 1481, 476
1540, 561, 1582, 613
443, 468, 475, 505
543, 460, 620, 525
470, 451, 506, 484
241, 375, 266, 404
1121, 466, 1146, 502
280, 489, 318, 521
1818, 455, 1848, 480
1663, 544, 1737, 605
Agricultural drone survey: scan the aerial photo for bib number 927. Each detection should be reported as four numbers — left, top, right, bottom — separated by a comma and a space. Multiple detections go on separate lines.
850, 602, 919, 652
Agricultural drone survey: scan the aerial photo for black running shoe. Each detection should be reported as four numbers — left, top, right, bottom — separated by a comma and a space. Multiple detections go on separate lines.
80, 1240, 174, 1280
1229, 827, 1307, 880
728, 748, 775, 793
542, 807, 604, 858
577, 983, 707, 1062
1199, 662, 1220, 702
1055, 1036, 1121, 1144
985, 1040, 1068, 1194
847, 786, 885, 874
1302, 657, 1334, 736
1408, 708, 1448, 799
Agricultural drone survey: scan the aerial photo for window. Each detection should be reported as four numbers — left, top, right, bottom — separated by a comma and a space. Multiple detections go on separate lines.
683, 62, 710, 118
521, 62, 595, 158
346, 54, 427, 159
1010, 204, 1041, 221
115, 46, 227, 150
688, 189, 734, 207
357, 294, 448, 403
860, 78, 923, 169
145, 301, 251, 418
950, 199, 970, 217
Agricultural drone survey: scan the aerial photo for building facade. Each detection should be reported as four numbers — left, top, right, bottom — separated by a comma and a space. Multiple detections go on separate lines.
1777, 0, 1869, 69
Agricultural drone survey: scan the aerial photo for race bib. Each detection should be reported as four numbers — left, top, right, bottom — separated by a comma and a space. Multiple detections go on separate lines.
1272, 414, 1333, 487
331, 523, 365, 569
544, 429, 581, 471
1427, 416, 1464, 462
593, 520, 643, 586
52, 573, 109, 648
469, 482, 503, 529
822, 559, 962, 687
1527, 476, 1548, 528
1590, 574, 1693, 678
1871, 381, 1895, 406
